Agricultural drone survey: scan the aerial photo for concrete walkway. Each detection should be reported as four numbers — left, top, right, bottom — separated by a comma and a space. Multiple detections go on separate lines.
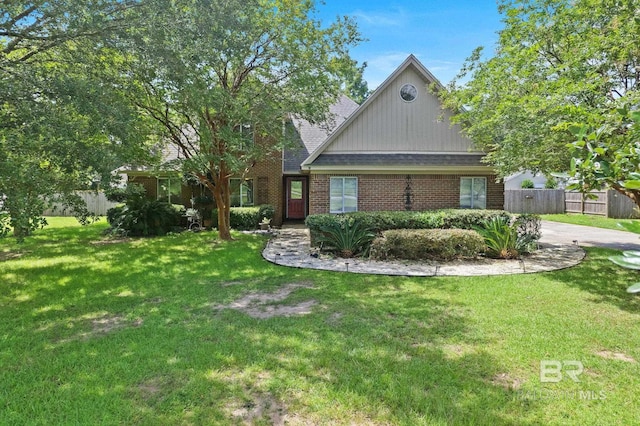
262, 227, 585, 277
540, 220, 640, 251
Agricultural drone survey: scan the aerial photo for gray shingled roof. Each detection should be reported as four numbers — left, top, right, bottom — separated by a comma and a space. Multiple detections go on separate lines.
283, 95, 359, 174
311, 153, 487, 167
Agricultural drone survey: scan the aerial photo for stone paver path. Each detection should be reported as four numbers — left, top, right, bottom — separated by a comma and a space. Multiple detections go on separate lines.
262, 228, 585, 277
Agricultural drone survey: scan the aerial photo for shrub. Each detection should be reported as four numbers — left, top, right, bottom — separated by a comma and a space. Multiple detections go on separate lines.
104, 183, 147, 203
107, 200, 183, 236
473, 215, 541, 258
521, 179, 535, 189
315, 217, 376, 258
544, 177, 558, 189
370, 229, 485, 261
474, 216, 520, 259
258, 205, 275, 222
306, 209, 512, 244
514, 213, 541, 253
0, 211, 10, 238
439, 209, 512, 230
212, 205, 275, 230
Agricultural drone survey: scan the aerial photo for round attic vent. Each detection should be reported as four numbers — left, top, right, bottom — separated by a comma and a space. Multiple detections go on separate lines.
400, 83, 417, 102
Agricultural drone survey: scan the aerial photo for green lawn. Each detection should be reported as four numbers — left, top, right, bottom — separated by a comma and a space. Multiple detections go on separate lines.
542, 213, 637, 231
1, 218, 639, 425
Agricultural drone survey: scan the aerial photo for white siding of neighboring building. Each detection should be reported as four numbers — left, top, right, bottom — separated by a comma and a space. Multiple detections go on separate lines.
504, 171, 550, 190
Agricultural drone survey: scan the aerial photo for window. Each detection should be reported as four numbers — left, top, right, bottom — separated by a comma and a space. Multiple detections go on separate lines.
290, 180, 302, 200
230, 178, 254, 207
157, 177, 182, 204
330, 177, 357, 213
400, 83, 418, 102
460, 177, 487, 209
238, 123, 254, 149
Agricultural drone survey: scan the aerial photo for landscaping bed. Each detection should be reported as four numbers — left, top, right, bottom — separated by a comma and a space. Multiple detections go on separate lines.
306, 209, 541, 261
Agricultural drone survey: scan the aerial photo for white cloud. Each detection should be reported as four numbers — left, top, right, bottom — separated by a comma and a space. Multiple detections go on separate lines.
364, 52, 412, 89
350, 7, 407, 27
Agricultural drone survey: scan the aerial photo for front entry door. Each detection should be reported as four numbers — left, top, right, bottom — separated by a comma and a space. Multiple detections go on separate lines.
286, 177, 307, 219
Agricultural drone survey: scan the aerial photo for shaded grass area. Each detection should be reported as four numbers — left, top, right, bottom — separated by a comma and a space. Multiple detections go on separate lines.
1, 218, 639, 424
543, 213, 637, 231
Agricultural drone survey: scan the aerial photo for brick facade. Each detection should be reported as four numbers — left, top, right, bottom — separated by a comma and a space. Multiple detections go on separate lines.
127, 150, 286, 226
309, 173, 504, 214
244, 150, 285, 225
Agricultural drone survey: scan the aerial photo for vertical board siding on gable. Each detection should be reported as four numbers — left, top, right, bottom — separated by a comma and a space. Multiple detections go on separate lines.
325, 67, 474, 154
309, 174, 504, 214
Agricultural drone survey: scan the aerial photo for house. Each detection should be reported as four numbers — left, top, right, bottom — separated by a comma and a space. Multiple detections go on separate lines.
125, 55, 503, 225
299, 54, 503, 216
504, 171, 563, 190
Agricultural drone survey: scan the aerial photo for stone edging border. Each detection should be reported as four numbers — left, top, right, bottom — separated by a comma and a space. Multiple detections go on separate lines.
261, 228, 586, 277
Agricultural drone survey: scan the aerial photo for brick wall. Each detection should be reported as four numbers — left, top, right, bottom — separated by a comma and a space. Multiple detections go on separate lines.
309, 173, 504, 214
245, 150, 284, 225
127, 150, 285, 225
128, 176, 158, 199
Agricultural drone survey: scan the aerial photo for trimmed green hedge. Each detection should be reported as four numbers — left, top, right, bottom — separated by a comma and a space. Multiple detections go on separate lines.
106, 201, 184, 236
212, 205, 275, 230
370, 229, 486, 261
306, 209, 512, 245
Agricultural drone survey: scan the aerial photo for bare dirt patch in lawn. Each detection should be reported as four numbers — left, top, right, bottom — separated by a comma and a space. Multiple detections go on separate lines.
90, 237, 132, 246
136, 377, 164, 401
0, 251, 26, 261
55, 313, 143, 344
215, 281, 316, 319
595, 350, 636, 363
491, 373, 524, 391
229, 391, 287, 425
220, 280, 248, 287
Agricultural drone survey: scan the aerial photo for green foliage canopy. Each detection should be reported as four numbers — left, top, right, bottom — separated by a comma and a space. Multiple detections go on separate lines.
119, 0, 361, 240
0, 1, 155, 239
439, 0, 640, 188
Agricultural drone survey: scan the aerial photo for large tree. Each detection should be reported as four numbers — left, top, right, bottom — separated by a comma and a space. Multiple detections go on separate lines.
439, 0, 640, 205
122, 0, 361, 240
0, 1, 154, 239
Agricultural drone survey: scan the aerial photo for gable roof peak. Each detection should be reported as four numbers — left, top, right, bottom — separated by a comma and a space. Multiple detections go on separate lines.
301, 54, 447, 168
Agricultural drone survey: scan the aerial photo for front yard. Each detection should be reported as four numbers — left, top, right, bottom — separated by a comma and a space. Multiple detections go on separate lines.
1, 219, 639, 425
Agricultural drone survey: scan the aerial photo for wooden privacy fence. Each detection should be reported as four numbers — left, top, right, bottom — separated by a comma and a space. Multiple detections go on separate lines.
505, 189, 639, 218
504, 189, 565, 214
43, 191, 118, 216
565, 190, 639, 218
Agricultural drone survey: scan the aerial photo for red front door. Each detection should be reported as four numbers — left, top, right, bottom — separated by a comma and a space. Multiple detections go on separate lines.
286, 177, 306, 219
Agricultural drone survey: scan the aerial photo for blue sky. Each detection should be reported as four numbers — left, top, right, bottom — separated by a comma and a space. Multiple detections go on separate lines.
315, 0, 504, 89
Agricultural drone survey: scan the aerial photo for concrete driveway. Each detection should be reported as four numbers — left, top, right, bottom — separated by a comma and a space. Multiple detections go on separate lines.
540, 220, 640, 251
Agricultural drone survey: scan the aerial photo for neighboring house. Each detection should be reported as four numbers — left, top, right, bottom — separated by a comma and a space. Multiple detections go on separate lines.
124, 55, 503, 225
504, 171, 556, 190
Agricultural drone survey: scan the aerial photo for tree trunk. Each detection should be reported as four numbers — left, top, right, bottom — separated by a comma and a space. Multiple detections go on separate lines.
213, 178, 232, 241
197, 171, 233, 241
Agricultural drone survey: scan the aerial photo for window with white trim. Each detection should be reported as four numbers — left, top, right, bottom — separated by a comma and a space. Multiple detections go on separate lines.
330, 177, 358, 213
157, 177, 181, 204
230, 178, 254, 207
460, 177, 487, 209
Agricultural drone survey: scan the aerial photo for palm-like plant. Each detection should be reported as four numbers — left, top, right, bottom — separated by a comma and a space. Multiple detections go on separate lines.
474, 216, 520, 259
316, 218, 376, 258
